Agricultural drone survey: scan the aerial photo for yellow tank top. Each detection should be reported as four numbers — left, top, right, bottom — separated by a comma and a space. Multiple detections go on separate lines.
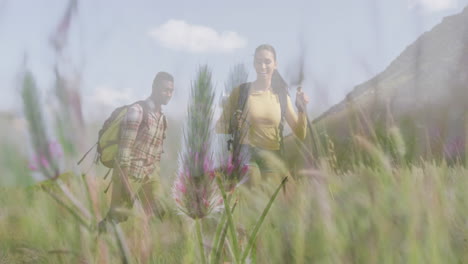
244, 89, 282, 150
216, 83, 307, 150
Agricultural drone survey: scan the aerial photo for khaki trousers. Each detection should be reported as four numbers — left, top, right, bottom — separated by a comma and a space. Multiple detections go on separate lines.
106, 166, 165, 222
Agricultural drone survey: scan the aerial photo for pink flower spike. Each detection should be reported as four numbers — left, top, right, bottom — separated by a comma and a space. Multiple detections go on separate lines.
176, 180, 187, 194
49, 141, 63, 158
241, 164, 249, 176
209, 170, 216, 180
28, 156, 39, 171
203, 198, 210, 208
225, 155, 235, 175
40, 155, 50, 168
203, 157, 215, 180
227, 163, 234, 175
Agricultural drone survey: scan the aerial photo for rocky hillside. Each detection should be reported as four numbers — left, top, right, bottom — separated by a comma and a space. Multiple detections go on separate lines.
285, 6, 468, 169
316, 6, 468, 123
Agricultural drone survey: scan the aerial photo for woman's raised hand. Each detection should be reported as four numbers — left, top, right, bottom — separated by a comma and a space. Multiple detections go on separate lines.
295, 86, 309, 112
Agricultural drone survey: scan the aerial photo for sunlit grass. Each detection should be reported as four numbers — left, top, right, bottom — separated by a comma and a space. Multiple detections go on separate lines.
1, 150, 467, 263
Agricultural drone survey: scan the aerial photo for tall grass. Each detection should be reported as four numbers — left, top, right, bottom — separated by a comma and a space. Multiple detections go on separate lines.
2, 150, 467, 263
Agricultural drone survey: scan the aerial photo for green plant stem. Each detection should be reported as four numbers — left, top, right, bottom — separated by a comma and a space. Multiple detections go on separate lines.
196, 219, 207, 264
212, 199, 238, 264
216, 177, 240, 263
241, 177, 288, 263
42, 186, 91, 231
79, 173, 97, 227
57, 179, 92, 220
210, 211, 227, 263
112, 222, 132, 264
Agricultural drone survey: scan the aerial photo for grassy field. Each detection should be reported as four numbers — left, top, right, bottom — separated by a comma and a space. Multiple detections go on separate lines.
1, 115, 468, 264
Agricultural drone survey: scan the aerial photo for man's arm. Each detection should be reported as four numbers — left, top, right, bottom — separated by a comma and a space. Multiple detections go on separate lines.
116, 104, 144, 178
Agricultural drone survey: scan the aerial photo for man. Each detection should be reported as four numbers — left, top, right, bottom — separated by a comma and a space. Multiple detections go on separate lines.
99, 72, 174, 231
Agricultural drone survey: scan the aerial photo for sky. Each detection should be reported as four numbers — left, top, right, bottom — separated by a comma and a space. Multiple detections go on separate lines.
0, 0, 467, 122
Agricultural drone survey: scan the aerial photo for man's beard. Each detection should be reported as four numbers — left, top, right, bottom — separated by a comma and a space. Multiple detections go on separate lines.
161, 97, 170, 105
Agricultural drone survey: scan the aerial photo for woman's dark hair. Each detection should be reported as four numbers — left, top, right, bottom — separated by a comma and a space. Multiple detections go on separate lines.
255, 44, 277, 61
254, 44, 288, 95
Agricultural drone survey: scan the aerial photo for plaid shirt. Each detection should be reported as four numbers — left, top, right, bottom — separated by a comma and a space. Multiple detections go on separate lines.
116, 99, 167, 179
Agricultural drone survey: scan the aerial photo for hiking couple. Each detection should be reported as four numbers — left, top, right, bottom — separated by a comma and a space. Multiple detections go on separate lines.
99, 44, 309, 230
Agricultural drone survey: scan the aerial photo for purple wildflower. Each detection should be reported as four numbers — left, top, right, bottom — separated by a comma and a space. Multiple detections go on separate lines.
40, 155, 50, 168
28, 141, 63, 175
28, 156, 39, 171
172, 66, 222, 219
49, 140, 63, 158
219, 153, 250, 191
173, 155, 221, 219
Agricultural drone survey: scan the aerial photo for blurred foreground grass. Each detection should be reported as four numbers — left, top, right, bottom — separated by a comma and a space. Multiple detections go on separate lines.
1, 158, 467, 263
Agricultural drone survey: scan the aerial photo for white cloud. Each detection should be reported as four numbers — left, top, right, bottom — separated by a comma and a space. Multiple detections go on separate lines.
148, 20, 247, 53
408, 0, 458, 12
86, 86, 136, 108
82, 86, 139, 122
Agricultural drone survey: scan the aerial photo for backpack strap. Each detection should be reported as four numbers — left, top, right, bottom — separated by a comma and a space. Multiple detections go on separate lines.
77, 142, 97, 165
227, 83, 250, 150
132, 100, 150, 131
276, 87, 289, 157
162, 114, 167, 139
237, 83, 251, 116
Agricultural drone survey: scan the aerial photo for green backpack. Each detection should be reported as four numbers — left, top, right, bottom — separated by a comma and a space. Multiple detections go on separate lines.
78, 101, 149, 169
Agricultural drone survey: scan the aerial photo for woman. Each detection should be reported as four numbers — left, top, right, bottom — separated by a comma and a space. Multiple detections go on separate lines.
217, 44, 309, 188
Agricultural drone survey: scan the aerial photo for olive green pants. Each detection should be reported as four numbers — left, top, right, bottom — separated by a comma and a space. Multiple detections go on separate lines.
243, 145, 289, 189
105, 167, 165, 223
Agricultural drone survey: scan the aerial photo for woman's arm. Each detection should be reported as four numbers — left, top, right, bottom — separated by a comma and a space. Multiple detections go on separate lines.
284, 95, 307, 140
